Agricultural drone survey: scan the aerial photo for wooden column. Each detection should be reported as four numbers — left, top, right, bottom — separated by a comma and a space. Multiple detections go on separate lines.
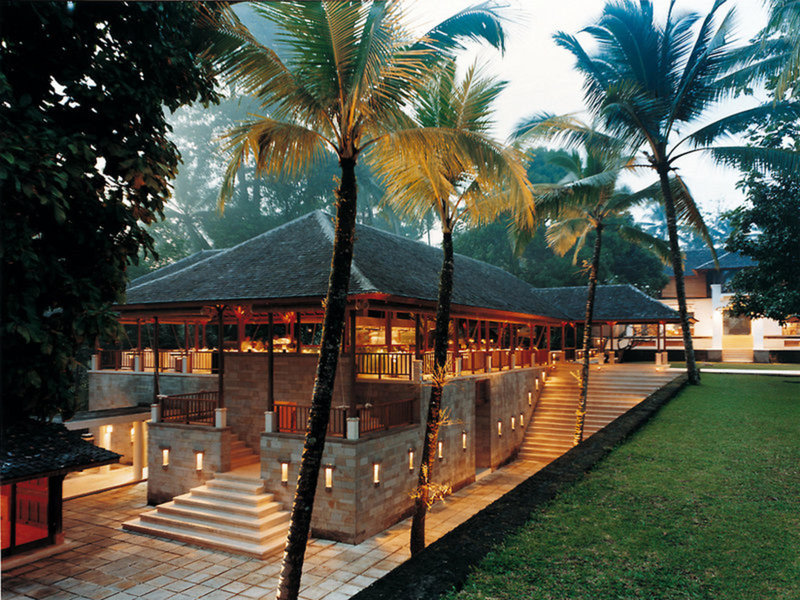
385, 311, 392, 351
193, 322, 200, 350
136, 318, 142, 357
267, 312, 274, 412
453, 318, 459, 351
295, 312, 302, 353
546, 323, 551, 353
349, 310, 357, 418
201, 323, 206, 348
484, 320, 490, 349
153, 316, 160, 402
217, 306, 225, 409
414, 313, 422, 359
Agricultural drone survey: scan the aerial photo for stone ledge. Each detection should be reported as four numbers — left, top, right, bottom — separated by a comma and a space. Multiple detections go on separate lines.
350, 373, 688, 600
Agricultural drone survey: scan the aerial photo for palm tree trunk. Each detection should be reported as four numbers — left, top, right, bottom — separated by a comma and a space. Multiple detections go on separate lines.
574, 223, 603, 445
276, 156, 358, 600
410, 227, 454, 555
656, 163, 700, 385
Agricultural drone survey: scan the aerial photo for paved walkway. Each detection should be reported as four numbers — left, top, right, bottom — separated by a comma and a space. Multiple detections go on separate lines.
2, 458, 548, 600
667, 367, 800, 376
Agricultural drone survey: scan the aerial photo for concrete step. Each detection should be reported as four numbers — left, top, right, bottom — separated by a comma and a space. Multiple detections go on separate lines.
123, 518, 286, 559
172, 494, 276, 518
139, 510, 289, 544
190, 485, 274, 507
157, 501, 288, 530
206, 477, 265, 495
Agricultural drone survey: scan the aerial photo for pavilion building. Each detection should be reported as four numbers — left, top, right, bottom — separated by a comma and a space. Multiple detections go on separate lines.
84, 211, 679, 550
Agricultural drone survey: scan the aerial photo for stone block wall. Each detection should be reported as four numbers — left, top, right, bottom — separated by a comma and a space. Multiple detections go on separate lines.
146, 423, 230, 505
259, 367, 542, 544
224, 354, 356, 451
87, 421, 148, 465
88, 371, 215, 411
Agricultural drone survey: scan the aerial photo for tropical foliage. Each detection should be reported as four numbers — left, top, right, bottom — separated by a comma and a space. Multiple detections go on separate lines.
372, 58, 531, 554
530, 130, 668, 444
199, 3, 508, 597
517, 0, 800, 384
0, 2, 217, 424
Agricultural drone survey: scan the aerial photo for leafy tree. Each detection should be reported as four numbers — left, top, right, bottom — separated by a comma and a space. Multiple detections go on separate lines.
531, 132, 668, 444
201, 3, 507, 597
519, 0, 800, 384
0, 2, 217, 423
372, 59, 531, 554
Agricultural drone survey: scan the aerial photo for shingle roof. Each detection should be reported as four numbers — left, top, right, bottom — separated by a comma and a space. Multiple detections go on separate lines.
1, 420, 120, 483
663, 248, 755, 276
123, 211, 678, 323
532, 285, 680, 322
129, 249, 224, 288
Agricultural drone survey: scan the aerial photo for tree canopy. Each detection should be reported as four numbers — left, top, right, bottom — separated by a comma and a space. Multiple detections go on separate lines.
0, 2, 218, 422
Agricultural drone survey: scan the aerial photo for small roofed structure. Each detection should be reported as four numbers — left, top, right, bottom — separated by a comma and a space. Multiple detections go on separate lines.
1, 420, 119, 559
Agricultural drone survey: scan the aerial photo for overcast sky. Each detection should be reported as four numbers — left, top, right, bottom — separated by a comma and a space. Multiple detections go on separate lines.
407, 0, 770, 216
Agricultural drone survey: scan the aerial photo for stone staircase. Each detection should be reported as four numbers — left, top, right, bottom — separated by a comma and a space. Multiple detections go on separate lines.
518, 363, 677, 463
230, 435, 259, 469
721, 348, 754, 363
123, 461, 290, 558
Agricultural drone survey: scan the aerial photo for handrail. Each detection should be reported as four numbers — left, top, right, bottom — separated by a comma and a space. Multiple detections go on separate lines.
274, 397, 416, 436
159, 390, 218, 425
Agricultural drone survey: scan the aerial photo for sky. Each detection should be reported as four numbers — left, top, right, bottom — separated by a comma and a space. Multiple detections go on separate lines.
406, 0, 771, 217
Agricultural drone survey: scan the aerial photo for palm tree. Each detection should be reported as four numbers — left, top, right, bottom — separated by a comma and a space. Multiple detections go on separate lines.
199, 3, 508, 598
370, 59, 532, 554
518, 0, 800, 384
533, 133, 669, 444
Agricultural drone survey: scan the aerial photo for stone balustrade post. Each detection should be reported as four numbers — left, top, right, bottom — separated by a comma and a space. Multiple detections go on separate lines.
346, 417, 360, 440
215, 407, 227, 428
150, 402, 161, 423
264, 410, 276, 433
412, 360, 423, 382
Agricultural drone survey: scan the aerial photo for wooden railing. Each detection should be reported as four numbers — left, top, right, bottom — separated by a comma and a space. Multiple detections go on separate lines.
359, 397, 416, 434
98, 349, 136, 371
275, 397, 416, 437
160, 390, 218, 425
275, 402, 348, 437
355, 352, 413, 379
422, 351, 456, 376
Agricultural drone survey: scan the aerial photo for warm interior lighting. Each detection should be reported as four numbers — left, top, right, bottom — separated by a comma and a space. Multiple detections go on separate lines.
438, 440, 443, 460
497, 420, 502, 437
520, 413, 524, 427
324, 466, 333, 490
195, 451, 203, 472
161, 448, 169, 467
280, 461, 289, 485
511, 416, 516, 431
130, 426, 135, 440
542, 372, 547, 382
373, 463, 381, 486
106, 425, 113, 433
529, 390, 533, 404
462, 431, 467, 450
408, 448, 414, 471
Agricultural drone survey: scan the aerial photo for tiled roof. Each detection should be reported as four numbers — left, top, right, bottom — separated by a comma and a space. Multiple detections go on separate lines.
531, 285, 680, 322
122, 211, 678, 323
664, 248, 755, 276
1, 420, 120, 483
128, 249, 224, 288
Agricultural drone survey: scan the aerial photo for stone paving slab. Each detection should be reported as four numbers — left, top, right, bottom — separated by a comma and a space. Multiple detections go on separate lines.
2, 458, 548, 600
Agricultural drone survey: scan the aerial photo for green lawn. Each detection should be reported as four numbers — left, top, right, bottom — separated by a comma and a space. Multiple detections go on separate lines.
448, 374, 800, 600
671, 361, 800, 371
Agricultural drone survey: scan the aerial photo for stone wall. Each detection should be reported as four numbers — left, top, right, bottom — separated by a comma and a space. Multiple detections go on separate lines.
86, 421, 148, 465
259, 366, 545, 544
146, 423, 230, 505
88, 371, 215, 410
224, 354, 356, 451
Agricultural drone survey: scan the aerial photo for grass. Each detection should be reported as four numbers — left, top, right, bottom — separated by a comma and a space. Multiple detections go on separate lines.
671, 361, 800, 371
448, 374, 800, 600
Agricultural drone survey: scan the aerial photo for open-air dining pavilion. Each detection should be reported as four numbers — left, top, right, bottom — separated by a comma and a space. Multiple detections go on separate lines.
85, 210, 682, 550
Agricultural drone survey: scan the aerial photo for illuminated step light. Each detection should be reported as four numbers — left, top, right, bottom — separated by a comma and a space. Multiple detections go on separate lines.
161, 447, 169, 467
511, 416, 516, 431
520, 413, 524, 427
529, 390, 533, 404
438, 440, 443, 460
280, 460, 290, 485
535, 379, 539, 391
462, 430, 468, 451
324, 465, 334, 491
130, 426, 135, 441
497, 420, 502, 437
195, 451, 204, 472
408, 448, 415, 472
373, 463, 381, 486
106, 425, 114, 434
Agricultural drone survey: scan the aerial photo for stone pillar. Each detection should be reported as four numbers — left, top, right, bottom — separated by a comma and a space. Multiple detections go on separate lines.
91, 354, 99, 371
455, 357, 462, 376
150, 402, 161, 423
710, 284, 724, 350
485, 355, 492, 373
215, 407, 227, 429
752, 318, 765, 350
346, 417, 360, 440
264, 410, 276, 433
133, 355, 142, 372
412, 359, 423, 382
132, 420, 145, 480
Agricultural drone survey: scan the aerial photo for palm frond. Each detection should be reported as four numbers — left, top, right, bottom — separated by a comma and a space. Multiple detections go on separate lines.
617, 225, 672, 265
678, 101, 800, 149
412, 1, 507, 57
546, 218, 590, 259
218, 117, 331, 207
701, 145, 800, 174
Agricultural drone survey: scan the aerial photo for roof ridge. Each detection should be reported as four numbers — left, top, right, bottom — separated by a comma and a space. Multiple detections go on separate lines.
313, 211, 376, 292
